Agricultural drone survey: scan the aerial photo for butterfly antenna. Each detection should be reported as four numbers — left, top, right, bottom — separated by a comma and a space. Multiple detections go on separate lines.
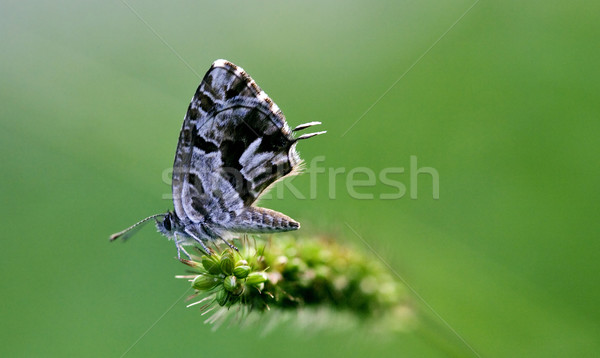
295, 130, 327, 141
293, 121, 321, 132
109, 213, 166, 241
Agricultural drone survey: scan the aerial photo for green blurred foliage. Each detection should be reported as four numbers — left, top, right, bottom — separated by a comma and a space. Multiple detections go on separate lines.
1, 0, 599, 357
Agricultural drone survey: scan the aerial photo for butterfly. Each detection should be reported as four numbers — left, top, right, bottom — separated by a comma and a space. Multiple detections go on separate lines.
110, 59, 325, 259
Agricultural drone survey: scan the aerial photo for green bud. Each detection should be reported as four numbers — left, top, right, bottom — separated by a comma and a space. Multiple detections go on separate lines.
220, 251, 235, 275
233, 265, 251, 278
224, 275, 243, 295
235, 259, 249, 267
223, 275, 237, 291
245, 272, 267, 286
192, 275, 220, 291
216, 289, 228, 306
202, 255, 221, 275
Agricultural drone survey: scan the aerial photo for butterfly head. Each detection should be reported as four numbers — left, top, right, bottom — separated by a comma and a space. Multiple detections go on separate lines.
156, 211, 180, 237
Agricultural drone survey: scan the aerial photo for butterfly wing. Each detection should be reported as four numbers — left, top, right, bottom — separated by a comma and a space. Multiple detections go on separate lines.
172, 60, 305, 233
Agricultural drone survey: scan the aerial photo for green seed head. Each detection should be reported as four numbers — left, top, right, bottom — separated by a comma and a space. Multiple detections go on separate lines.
179, 235, 413, 332
216, 289, 228, 306
235, 259, 249, 267
233, 265, 251, 278
223, 275, 243, 295
192, 275, 220, 291
201, 255, 221, 275
220, 251, 235, 275
245, 272, 268, 286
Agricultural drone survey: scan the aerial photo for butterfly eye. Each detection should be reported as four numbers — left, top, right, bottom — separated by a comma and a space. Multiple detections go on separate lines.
163, 216, 172, 231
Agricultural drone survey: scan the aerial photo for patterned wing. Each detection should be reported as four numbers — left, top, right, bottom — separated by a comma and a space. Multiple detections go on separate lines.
172, 60, 311, 232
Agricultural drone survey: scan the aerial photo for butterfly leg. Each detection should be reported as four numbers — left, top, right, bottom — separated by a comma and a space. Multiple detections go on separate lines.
219, 237, 239, 252
173, 232, 192, 260
184, 228, 212, 255
177, 245, 193, 260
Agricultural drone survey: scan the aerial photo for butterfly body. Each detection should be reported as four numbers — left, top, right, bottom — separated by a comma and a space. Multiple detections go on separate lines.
111, 59, 324, 258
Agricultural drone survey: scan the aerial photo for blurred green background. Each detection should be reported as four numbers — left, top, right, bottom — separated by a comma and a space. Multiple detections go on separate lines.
1, 0, 599, 356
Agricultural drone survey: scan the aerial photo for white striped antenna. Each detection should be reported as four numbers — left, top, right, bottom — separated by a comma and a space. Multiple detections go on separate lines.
109, 213, 166, 241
